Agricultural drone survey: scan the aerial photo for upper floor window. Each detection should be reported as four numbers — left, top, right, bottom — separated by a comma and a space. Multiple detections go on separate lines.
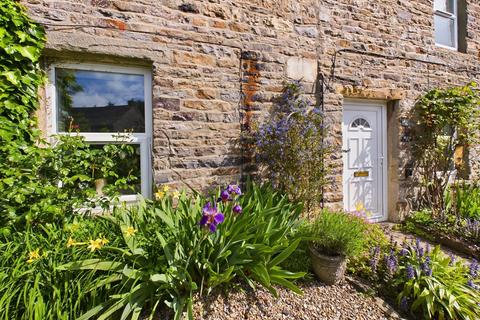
47, 63, 153, 201
434, 0, 468, 52
434, 0, 458, 49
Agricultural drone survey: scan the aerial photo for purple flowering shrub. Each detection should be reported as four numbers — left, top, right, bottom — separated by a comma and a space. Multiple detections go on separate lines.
252, 81, 329, 210
364, 238, 480, 319
59, 182, 306, 319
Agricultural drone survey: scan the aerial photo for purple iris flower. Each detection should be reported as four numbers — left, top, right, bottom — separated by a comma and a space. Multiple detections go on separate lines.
233, 204, 242, 214
219, 190, 230, 202
227, 184, 242, 196
199, 202, 224, 232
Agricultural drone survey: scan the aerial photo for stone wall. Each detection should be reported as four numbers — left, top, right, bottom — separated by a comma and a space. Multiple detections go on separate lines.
22, 0, 480, 220
317, 0, 480, 219
23, 0, 320, 193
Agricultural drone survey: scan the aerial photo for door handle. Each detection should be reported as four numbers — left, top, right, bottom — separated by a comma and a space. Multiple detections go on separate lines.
342, 148, 351, 153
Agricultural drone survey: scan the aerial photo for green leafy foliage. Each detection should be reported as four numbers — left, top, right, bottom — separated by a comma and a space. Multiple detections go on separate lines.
252, 81, 329, 211
411, 83, 480, 217
0, 1, 138, 228
59, 182, 306, 319
307, 210, 368, 257
0, 219, 117, 320
449, 182, 480, 220
362, 239, 480, 320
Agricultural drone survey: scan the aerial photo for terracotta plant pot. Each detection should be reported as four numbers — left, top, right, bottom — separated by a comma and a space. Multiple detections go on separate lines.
95, 178, 107, 196
308, 244, 347, 285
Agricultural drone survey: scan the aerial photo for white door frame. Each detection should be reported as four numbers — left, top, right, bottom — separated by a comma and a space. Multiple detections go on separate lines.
343, 99, 388, 222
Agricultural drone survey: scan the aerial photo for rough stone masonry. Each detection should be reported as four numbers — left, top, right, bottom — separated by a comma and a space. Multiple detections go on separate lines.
21, 0, 480, 221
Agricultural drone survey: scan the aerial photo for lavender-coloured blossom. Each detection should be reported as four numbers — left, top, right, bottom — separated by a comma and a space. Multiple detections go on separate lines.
233, 204, 243, 214
199, 202, 224, 232
227, 184, 242, 196
385, 249, 398, 274
467, 279, 477, 290
422, 256, 432, 276
470, 259, 479, 278
399, 247, 409, 257
448, 253, 456, 266
369, 246, 380, 273
399, 297, 409, 312
406, 264, 415, 279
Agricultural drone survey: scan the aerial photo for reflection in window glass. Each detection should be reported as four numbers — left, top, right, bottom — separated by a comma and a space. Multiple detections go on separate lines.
434, 0, 454, 13
55, 69, 145, 133
90, 144, 142, 195
435, 14, 455, 48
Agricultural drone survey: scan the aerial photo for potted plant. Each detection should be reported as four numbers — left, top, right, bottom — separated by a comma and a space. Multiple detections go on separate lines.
308, 210, 366, 285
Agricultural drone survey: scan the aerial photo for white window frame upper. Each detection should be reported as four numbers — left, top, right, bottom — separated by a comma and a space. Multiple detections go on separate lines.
434, 0, 458, 50
46, 62, 153, 202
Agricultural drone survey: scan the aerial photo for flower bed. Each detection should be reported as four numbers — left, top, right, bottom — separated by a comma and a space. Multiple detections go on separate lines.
351, 237, 480, 319
0, 183, 307, 319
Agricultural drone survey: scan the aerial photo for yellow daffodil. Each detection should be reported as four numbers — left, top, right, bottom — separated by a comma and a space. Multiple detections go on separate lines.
100, 237, 109, 245
155, 190, 165, 200
172, 190, 180, 199
27, 248, 41, 263
87, 239, 104, 252
162, 185, 170, 193
66, 237, 76, 248
124, 226, 138, 237
355, 202, 365, 212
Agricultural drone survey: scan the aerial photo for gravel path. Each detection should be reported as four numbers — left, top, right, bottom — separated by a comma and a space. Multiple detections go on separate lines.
193, 280, 402, 320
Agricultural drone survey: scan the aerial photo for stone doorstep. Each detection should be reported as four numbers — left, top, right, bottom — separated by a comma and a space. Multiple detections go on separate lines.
345, 275, 407, 320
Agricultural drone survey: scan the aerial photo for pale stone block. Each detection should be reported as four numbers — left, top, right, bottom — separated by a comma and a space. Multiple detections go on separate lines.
286, 57, 317, 83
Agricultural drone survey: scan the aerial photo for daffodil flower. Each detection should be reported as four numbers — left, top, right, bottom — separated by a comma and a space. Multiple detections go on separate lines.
124, 226, 138, 237
27, 249, 41, 263
155, 190, 165, 200
172, 190, 180, 199
100, 237, 109, 245
66, 237, 76, 248
162, 185, 170, 193
87, 239, 104, 252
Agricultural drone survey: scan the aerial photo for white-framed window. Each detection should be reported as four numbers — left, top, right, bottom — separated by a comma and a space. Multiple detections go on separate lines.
46, 62, 153, 202
434, 0, 458, 50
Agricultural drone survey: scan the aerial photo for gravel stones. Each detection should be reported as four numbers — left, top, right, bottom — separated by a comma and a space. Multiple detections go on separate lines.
192, 280, 400, 320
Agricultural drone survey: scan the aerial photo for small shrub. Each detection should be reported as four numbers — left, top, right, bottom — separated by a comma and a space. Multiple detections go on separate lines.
59, 182, 306, 319
308, 211, 367, 257
411, 83, 480, 217
252, 81, 329, 210
347, 222, 389, 277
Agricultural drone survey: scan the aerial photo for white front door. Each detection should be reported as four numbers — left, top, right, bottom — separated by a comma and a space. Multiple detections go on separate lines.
342, 101, 387, 222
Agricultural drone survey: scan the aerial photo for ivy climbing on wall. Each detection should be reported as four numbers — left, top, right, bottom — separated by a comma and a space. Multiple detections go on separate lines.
0, 1, 138, 229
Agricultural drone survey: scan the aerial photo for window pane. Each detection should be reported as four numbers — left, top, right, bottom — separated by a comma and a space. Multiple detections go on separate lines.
56, 68, 145, 133
435, 15, 455, 48
434, 0, 454, 13
90, 144, 141, 195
